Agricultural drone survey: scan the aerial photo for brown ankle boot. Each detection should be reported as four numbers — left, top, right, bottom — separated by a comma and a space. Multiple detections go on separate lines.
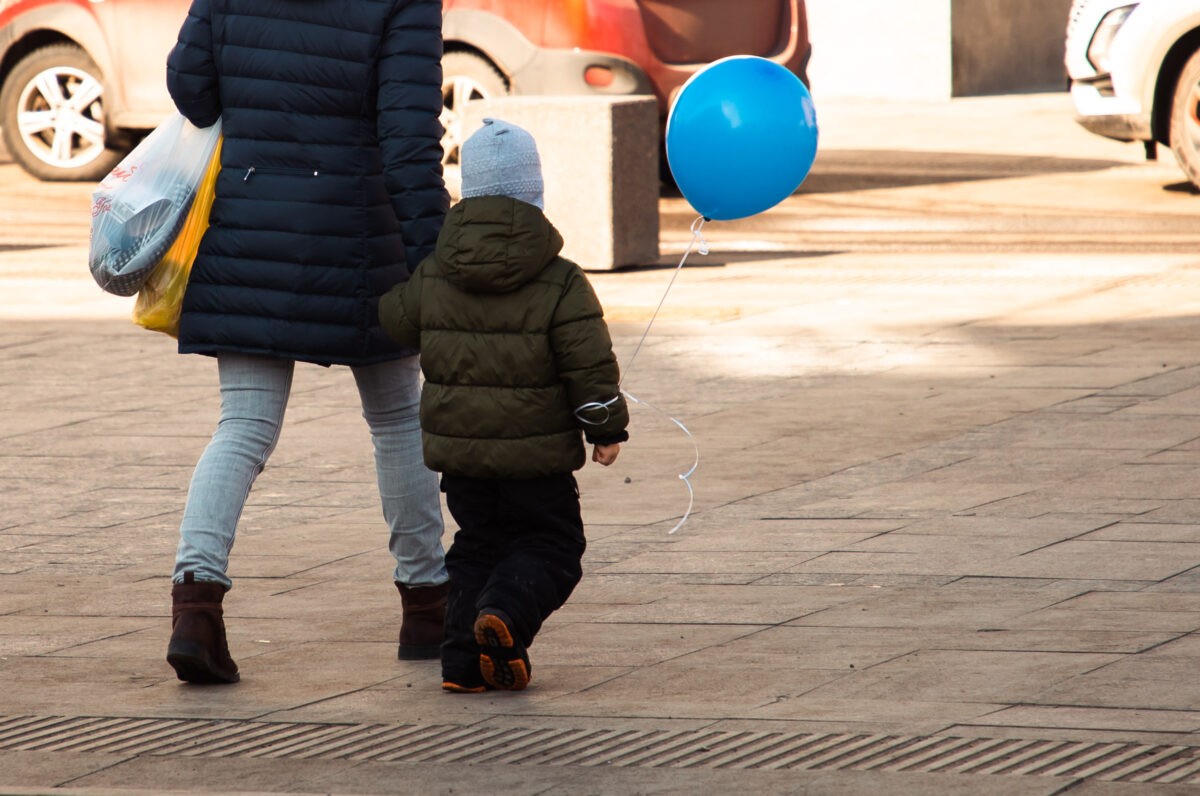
396, 582, 449, 660
167, 572, 239, 684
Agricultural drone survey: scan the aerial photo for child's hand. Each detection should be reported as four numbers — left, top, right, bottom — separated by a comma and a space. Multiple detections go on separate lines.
592, 443, 620, 466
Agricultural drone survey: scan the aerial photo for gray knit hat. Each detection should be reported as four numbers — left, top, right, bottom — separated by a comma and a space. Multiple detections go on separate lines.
459, 118, 544, 209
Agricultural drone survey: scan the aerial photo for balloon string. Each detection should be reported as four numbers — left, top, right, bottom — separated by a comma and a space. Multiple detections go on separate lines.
621, 390, 698, 535
618, 215, 707, 388
616, 215, 707, 535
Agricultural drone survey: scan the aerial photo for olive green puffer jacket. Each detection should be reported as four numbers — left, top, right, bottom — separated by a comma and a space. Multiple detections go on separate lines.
379, 195, 629, 479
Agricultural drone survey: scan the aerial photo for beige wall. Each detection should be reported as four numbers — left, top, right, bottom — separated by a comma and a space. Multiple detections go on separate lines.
805, 0, 1072, 100
806, 0, 953, 101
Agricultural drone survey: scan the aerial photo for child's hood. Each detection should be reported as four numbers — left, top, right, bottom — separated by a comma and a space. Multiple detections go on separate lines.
433, 195, 564, 294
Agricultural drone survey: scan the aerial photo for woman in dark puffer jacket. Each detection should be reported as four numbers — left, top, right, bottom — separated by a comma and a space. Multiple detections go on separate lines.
163, 0, 450, 684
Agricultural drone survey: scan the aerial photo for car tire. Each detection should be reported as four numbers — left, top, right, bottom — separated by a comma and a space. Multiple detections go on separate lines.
440, 51, 508, 171
1168, 48, 1200, 190
0, 44, 124, 182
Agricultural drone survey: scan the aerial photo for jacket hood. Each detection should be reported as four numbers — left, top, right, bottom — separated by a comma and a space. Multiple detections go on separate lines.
433, 195, 564, 293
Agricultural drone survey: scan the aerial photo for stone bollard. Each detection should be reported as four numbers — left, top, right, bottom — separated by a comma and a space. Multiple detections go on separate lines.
461, 96, 660, 271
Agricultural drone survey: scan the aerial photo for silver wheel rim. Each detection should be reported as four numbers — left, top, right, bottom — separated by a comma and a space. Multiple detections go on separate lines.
16, 64, 106, 170
440, 72, 494, 166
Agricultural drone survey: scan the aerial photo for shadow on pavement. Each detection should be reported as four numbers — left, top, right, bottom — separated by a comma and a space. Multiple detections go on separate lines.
800, 149, 1130, 194
657, 148, 1132, 209
658, 149, 1132, 199
627, 250, 841, 272
1163, 180, 1200, 195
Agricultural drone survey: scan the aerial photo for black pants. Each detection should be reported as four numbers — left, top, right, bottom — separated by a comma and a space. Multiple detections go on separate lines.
440, 473, 586, 681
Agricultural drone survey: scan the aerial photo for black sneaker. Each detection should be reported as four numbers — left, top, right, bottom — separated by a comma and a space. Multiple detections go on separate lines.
441, 660, 490, 693
473, 609, 531, 691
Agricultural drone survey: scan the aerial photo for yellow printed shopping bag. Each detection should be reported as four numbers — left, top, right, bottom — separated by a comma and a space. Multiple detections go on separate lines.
131, 136, 222, 337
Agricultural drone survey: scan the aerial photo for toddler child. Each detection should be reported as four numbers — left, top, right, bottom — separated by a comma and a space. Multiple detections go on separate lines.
378, 118, 629, 691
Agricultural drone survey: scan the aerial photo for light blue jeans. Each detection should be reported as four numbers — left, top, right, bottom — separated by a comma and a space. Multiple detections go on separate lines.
173, 353, 447, 590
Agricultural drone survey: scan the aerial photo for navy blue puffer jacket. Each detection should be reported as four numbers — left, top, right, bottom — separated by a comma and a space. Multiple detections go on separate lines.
166, 0, 448, 365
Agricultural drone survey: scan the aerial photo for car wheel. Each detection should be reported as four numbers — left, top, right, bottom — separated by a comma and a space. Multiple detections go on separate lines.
1169, 48, 1200, 190
0, 43, 124, 181
440, 51, 508, 192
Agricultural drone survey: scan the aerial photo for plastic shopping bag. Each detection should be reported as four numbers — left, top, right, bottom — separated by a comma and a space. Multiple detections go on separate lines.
131, 136, 222, 337
89, 113, 222, 296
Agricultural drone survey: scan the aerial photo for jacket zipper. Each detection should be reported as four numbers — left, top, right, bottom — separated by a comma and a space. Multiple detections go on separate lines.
243, 166, 321, 181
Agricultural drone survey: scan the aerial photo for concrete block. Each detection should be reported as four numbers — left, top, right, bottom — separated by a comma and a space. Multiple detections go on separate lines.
462, 95, 659, 271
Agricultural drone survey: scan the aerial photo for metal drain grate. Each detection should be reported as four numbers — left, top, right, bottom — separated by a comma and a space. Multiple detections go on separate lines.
3, 714, 1200, 784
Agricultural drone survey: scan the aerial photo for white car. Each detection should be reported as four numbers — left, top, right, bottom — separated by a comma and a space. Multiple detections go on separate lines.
1065, 0, 1200, 187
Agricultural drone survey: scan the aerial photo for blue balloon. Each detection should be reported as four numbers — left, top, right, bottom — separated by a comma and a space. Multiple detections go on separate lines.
666, 56, 818, 221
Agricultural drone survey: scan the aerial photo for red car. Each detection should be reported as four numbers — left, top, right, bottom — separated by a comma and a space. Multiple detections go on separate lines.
0, 0, 810, 181
439, 0, 811, 166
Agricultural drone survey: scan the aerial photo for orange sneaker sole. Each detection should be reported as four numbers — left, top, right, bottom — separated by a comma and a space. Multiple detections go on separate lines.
474, 612, 530, 691
442, 680, 488, 694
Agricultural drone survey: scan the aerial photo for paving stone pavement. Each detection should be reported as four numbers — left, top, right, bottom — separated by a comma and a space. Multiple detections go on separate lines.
7, 95, 1200, 794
